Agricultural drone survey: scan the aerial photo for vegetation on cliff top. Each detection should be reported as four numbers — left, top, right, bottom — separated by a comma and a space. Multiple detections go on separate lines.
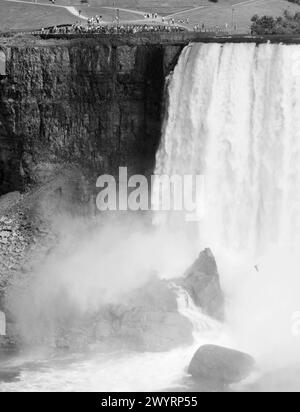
251, 10, 300, 34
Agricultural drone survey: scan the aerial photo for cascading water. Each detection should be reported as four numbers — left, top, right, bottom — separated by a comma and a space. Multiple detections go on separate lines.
154, 42, 300, 381
174, 285, 221, 341
154, 42, 300, 257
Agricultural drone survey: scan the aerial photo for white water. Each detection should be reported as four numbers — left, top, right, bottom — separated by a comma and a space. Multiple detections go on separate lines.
175, 285, 221, 340
0, 348, 194, 392
154, 42, 300, 377
0, 288, 223, 392
155, 42, 300, 254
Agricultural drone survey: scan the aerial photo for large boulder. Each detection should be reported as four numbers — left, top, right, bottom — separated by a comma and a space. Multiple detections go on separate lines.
188, 345, 255, 385
103, 276, 194, 352
55, 276, 194, 352
178, 249, 225, 321
117, 308, 193, 352
54, 253, 223, 352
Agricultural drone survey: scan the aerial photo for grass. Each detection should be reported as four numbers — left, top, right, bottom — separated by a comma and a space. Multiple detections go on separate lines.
0, 0, 147, 31
0, 0, 299, 32
0, 0, 78, 30
77, 6, 142, 21
160, 0, 300, 32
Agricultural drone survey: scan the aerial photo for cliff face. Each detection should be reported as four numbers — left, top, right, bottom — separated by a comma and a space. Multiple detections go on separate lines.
0, 38, 183, 195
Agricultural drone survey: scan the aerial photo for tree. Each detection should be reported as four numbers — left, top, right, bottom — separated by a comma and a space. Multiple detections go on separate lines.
251, 10, 300, 34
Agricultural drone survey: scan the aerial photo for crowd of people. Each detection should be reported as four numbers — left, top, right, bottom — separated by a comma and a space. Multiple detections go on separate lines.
143, 13, 190, 26
144, 12, 159, 20
41, 23, 186, 36
87, 15, 103, 25
192, 23, 231, 33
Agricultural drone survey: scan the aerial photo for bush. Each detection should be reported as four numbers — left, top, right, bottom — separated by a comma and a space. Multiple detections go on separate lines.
251, 10, 300, 34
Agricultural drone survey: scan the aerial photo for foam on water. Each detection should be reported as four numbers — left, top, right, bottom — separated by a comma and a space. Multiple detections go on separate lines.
0, 289, 223, 392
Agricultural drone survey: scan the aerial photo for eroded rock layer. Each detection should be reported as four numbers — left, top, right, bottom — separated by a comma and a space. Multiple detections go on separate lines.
0, 38, 183, 195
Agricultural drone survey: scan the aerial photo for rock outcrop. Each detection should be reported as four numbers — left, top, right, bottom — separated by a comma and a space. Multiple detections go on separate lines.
54, 276, 194, 352
0, 38, 184, 196
31, 250, 224, 352
188, 345, 256, 385
178, 248, 225, 321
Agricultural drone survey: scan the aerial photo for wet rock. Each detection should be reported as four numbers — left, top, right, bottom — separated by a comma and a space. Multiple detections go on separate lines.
188, 345, 255, 385
179, 249, 225, 321
89, 277, 193, 352
116, 276, 193, 351
52, 276, 194, 353
118, 308, 193, 352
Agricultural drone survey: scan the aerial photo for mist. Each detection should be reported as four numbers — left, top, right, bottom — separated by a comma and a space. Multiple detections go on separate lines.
6, 213, 197, 347
215, 246, 300, 372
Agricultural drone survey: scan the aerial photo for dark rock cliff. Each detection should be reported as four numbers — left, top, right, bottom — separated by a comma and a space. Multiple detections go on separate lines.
0, 38, 183, 196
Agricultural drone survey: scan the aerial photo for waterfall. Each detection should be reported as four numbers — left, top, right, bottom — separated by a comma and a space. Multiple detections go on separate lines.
154, 43, 300, 258
174, 285, 221, 342
153, 42, 300, 368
